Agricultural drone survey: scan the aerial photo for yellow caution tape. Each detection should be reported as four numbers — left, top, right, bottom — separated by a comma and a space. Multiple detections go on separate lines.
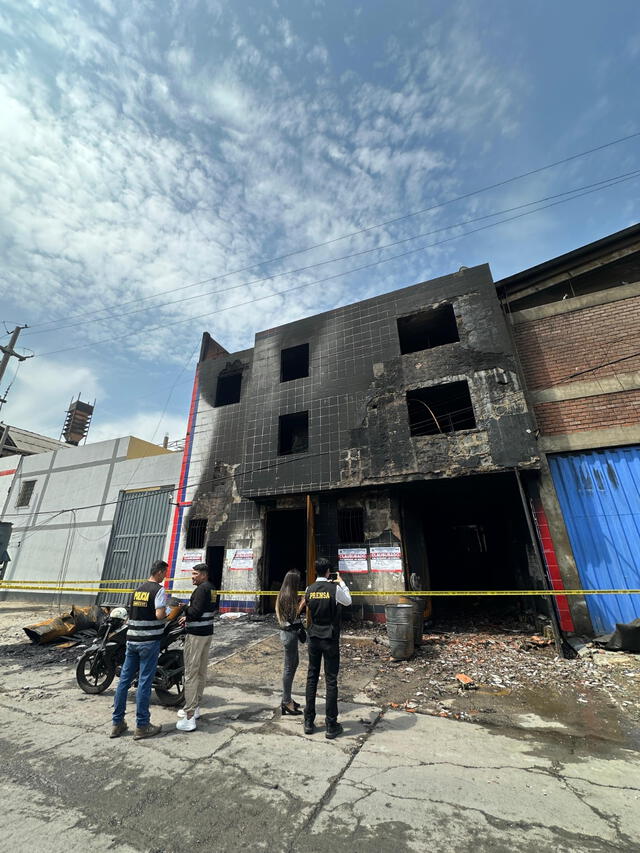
0, 583, 639, 596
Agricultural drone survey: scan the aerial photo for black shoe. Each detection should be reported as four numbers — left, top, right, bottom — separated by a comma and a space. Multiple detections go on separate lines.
303, 719, 315, 735
281, 702, 303, 716
325, 723, 344, 740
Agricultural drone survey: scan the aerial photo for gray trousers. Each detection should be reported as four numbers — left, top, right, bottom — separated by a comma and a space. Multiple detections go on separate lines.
280, 630, 300, 704
184, 632, 213, 714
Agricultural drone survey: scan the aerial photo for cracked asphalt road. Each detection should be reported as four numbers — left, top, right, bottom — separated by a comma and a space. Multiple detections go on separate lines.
1, 604, 640, 852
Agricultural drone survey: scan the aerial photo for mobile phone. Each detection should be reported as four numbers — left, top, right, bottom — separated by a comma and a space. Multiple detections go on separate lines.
328, 572, 338, 580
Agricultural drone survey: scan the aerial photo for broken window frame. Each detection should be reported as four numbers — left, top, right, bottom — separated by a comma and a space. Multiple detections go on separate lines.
16, 480, 36, 508
337, 507, 366, 544
185, 517, 207, 550
278, 411, 309, 456
214, 371, 243, 407
280, 343, 310, 382
406, 381, 476, 437
397, 303, 460, 355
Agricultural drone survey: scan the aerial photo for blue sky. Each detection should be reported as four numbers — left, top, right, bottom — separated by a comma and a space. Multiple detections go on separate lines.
1, 0, 639, 445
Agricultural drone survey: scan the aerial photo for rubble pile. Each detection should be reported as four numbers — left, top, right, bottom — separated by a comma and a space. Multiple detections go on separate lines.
341, 615, 640, 720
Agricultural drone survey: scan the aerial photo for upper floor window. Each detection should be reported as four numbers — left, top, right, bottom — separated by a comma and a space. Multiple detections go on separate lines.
186, 517, 207, 549
278, 411, 309, 455
397, 304, 459, 354
16, 480, 36, 508
281, 343, 309, 382
406, 381, 476, 436
215, 372, 242, 407
338, 507, 365, 544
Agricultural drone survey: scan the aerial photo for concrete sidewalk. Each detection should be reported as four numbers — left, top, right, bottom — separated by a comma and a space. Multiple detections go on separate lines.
1, 649, 640, 853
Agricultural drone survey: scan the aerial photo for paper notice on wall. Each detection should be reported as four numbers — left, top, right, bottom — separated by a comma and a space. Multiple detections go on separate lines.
227, 549, 254, 571
369, 546, 403, 573
180, 552, 204, 572
338, 548, 368, 573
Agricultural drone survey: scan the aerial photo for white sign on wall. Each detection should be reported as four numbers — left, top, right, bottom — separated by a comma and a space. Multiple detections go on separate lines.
369, 546, 402, 573
227, 549, 254, 571
338, 548, 368, 573
180, 552, 204, 572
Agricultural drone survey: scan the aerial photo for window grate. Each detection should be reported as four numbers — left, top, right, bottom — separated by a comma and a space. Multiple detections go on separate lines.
186, 517, 207, 549
16, 480, 36, 508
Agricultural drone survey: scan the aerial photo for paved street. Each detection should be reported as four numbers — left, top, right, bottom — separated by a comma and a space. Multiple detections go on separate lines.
1, 607, 640, 852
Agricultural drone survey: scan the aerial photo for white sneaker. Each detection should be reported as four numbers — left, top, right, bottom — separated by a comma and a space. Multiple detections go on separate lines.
177, 707, 200, 719
176, 716, 197, 732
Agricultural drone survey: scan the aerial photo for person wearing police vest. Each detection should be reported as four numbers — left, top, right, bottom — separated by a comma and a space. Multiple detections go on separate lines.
176, 562, 216, 732
110, 560, 168, 740
303, 556, 352, 739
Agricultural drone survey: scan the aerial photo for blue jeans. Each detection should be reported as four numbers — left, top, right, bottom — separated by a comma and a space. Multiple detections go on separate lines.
112, 640, 161, 728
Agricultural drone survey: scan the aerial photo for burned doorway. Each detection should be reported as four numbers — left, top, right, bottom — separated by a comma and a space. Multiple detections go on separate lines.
206, 546, 224, 608
263, 508, 307, 611
403, 473, 533, 621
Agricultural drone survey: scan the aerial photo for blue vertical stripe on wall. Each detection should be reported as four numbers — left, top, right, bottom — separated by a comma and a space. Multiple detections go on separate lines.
548, 447, 640, 635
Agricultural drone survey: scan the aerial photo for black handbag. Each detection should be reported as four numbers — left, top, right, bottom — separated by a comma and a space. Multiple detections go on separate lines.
297, 624, 307, 644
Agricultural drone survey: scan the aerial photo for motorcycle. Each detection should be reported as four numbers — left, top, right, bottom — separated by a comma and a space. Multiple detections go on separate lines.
76, 607, 186, 706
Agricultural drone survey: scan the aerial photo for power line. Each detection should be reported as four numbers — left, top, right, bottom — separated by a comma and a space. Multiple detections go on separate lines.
25, 169, 640, 338
33, 170, 640, 359
24, 129, 640, 334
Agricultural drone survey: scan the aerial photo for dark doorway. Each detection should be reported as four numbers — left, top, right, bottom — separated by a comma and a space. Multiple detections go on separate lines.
206, 546, 224, 598
264, 509, 307, 611
403, 473, 532, 621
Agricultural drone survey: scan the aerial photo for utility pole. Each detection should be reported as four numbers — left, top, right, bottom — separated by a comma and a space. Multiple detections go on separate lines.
0, 325, 32, 407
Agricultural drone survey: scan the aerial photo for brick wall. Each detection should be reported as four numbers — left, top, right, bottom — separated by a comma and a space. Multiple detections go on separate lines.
513, 294, 640, 391
535, 390, 640, 435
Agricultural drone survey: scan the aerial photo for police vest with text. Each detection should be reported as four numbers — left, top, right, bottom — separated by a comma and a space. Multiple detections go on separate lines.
306, 581, 341, 640
128, 581, 165, 642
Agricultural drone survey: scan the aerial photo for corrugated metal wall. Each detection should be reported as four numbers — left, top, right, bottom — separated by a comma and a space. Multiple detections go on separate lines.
99, 488, 173, 606
549, 447, 640, 634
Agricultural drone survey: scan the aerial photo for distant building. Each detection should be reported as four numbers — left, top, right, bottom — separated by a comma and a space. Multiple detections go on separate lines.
0, 436, 180, 604
0, 423, 68, 458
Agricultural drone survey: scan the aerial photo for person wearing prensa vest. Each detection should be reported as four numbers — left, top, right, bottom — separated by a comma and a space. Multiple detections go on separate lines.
175, 562, 216, 731
110, 560, 169, 740
303, 556, 352, 739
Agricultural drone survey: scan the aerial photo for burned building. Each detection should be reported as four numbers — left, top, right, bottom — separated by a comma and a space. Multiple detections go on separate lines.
167, 264, 540, 619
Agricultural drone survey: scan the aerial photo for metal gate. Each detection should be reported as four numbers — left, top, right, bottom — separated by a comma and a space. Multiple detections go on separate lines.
98, 488, 173, 606
549, 447, 640, 634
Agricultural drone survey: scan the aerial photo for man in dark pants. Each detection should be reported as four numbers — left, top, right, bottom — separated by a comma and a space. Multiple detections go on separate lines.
110, 560, 168, 740
303, 557, 352, 739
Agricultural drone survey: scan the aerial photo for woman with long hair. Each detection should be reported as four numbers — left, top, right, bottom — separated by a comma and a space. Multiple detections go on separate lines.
275, 569, 305, 715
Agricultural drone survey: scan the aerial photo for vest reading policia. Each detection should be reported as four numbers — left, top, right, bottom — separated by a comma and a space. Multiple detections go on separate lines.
305, 580, 341, 640
127, 581, 164, 643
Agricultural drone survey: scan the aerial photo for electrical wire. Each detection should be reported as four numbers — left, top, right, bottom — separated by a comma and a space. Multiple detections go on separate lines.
32, 170, 640, 359
24, 169, 640, 339
24, 129, 640, 333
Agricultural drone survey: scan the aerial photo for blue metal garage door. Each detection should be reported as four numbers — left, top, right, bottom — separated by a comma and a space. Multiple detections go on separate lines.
548, 447, 640, 634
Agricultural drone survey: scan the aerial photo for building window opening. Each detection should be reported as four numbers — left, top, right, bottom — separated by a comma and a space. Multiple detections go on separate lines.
397, 304, 459, 354
281, 343, 309, 382
338, 507, 365, 544
16, 480, 36, 508
278, 411, 309, 455
407, 381, 476, 436
215, 372, 242, 407
186, 517, 207, 549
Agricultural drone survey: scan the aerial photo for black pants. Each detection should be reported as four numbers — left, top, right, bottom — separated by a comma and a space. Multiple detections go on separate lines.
305, 635, 340, 727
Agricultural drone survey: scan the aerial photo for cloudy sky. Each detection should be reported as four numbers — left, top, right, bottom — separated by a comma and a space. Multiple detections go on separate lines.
1, 0, 639, 446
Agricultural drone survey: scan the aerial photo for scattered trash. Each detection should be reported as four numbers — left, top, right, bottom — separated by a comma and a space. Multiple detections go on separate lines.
455, 673, 477, 690
23, 605, 106, 645
219, 612, 246, 620
605, 618, 640, 653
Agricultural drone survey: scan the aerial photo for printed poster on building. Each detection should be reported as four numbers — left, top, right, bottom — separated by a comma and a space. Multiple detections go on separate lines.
369, 546, 403, 573
338, 548, 368, 573
180, 552, 204, 573
227, 549, 254, 571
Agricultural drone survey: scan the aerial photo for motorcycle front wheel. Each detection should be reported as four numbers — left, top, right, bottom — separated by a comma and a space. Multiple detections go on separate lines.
76, 649, 116, 694
154, 650, 185, 707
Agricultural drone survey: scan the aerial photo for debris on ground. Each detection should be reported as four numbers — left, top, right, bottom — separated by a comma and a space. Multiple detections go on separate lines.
455, 673, 477, 689
23, 605, 106, 645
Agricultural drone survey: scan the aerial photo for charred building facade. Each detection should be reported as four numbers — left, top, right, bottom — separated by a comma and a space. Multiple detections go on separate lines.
167, 264, 541, 619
